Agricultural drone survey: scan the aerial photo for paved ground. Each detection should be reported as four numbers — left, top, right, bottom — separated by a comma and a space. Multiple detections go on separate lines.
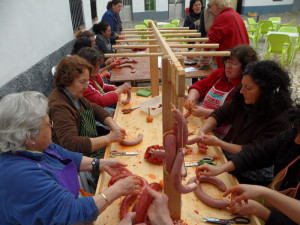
123, 10, 300, 102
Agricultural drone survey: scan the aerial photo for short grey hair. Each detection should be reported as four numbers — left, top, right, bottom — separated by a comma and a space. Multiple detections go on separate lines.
209, 0, 231, 9
0, 91, 48, 154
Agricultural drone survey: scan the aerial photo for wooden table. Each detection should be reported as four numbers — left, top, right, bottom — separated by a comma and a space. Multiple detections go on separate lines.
110, 55, 213, 86
94, 87, 261, 225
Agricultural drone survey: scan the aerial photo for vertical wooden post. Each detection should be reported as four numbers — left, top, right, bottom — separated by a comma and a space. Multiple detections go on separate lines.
162, 57, 181, 219
149, 22, 159, 97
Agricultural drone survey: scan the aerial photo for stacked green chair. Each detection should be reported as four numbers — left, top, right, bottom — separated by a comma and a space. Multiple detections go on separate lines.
248, 17, 257, 35
171, 19, 180, 27
135, 24, 148, 40
161, 23, 177, 39
265, 33, 291, 68
268, 17, 281, 31
290, 26, 300, 66
143, 19, 153, 28
279, 19, 295, 29
258, 20, 273, 40
249, 24, 262, 50
278, 26, 297, 33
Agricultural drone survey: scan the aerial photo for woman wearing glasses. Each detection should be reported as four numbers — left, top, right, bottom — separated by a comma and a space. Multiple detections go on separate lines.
185, 45, 257, 139
196, 60, 292, 186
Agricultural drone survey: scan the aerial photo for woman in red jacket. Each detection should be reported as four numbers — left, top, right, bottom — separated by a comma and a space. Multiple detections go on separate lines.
185, 45, 257, 139
77, 47, 131, 109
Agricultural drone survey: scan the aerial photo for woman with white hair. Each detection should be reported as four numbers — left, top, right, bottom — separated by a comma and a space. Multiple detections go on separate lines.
199, 0, 249, 69
0, 91, 141, 225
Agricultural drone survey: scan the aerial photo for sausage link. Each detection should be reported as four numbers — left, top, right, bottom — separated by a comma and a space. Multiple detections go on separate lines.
152, 150, 165, 159
120, 194, 138, 220
120, 133, 143, 146
171, 106, 189, 149
121, 90, 131, 105
134, 182, 162, 223
171, 149, 197, 193
164, 134, 177, 174
108, 173, 132, 187
187, 136, 203, 145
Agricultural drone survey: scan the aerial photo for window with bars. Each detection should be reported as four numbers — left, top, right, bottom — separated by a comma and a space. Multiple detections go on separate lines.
145, 0, 155, 11
123, 0, 132, 5
90, 0, 97, 20
69, 0, 85, 30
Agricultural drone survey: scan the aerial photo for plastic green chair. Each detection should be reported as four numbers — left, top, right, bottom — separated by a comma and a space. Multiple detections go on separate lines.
161, 23, 177, 39
170, 19, 180, 27
248, 18, 257, 35
265, 33, 291, 68
278, 26, 297, 33
290, 26, 300, 66
258, 20, 273, 40
279, 19, 295, 29
249, 24, 262, 50
143, 19, 153, 28
268, 17, 281, 31
135, 24, 148, 39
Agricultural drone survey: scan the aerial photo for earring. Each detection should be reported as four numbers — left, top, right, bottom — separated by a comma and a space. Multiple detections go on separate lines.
31, 141, 35, 145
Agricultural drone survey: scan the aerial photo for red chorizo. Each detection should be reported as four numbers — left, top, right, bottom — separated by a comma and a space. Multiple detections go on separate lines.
120, 133, 143, 146
187, 136, 203, 145
120, 194, 137, 220
171, 149, 197, 193
152, 150, 165, 159
164, 134, 177, 174
121, 90, 131, 105
134, 182, 162, 223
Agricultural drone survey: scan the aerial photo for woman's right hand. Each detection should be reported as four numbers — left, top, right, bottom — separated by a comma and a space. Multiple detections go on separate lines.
196, 163, 223, 177
197, 56, 212, 68
184, 97, 195, 111
115, 83, 132, 95
113, 176, 142, 196
108, 128, 125, 142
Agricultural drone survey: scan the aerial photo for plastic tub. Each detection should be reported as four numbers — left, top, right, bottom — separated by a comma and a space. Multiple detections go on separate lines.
139, 95, 162, 116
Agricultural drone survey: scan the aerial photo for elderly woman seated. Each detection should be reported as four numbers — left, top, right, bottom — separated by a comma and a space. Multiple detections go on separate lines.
0, 91, 141, 224
185, 44, 258, 139
197, 60, 293, 186
48, 55, 126, 189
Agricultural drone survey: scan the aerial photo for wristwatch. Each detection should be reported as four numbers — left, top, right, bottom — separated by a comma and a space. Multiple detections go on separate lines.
92, 158, 100, 171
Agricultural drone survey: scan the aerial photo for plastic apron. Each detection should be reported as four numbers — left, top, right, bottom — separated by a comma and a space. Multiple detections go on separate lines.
201, 79, 234, 139
20, 148, 80, 199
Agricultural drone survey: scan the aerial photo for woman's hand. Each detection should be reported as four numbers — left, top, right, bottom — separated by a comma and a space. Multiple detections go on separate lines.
113, 176, 142, 196
100, 70, 111, 78
196, 163, 223, 177
105, 57, 115, 66
108, 128, 125, 142
115, 83, 132, 95
184, 97, 196, 111
192, 106, 212, 117
197, 56, 212, 68
147, 187, 173, 225
100, 159, 131, 176
229, 200, 264, 217
202, 134, 220, 146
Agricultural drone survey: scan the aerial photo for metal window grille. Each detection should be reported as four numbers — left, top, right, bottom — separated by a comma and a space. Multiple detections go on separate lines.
90, 0, 97, 20
123, 0, 132, 5
69, 0, 85, 30
145, 0, 155, 11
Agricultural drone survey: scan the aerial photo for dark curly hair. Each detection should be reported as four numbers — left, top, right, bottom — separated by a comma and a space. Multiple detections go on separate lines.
77, 47, 104, 68
231, 60, 292, 121
54, 55, 93, 89
107, 0, 122, 10
93, 22, 110, 35
188, 0, 203, 14
223, 44, 258, 71
288, 104, 300, 129
70, 37, 92, 55
75, 30, 95, 40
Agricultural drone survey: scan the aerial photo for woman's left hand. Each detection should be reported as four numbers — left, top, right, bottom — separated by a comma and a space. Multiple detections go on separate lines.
117, 212, 136, 225
202, 134, 220, 146
192, 106, 212, 117
100, 159, 131, 176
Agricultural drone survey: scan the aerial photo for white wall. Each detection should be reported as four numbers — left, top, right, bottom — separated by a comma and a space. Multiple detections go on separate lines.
0, 0, 74, 86
243, 0, 293, 6
82, 0, 93, 29
156, 0, 168, 11
97, 0, 110, 21
132, 0, 145, 13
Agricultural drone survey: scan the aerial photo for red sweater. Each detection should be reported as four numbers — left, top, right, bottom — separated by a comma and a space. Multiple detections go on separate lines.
205, 7, 249, 68
83, 73, 118, 107
189, 68, 241, 101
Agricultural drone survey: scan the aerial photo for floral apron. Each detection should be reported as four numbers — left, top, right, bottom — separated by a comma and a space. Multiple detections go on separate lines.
201, 79, 234, 139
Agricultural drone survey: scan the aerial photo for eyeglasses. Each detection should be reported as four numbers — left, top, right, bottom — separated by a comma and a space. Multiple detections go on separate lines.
225, 59, 241, 67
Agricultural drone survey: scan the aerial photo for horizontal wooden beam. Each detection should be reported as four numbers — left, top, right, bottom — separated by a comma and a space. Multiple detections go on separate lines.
162, 33, 202, 37
116, 39, 157, 42
168, 44, 219, 48
112, 44, 160, 49
123, 30, 197, 34
166, 38, 209, 42
174, 51, 231, 56
158, 27, 189, 30
119, 34, 155, 38
104, 52, 164, 58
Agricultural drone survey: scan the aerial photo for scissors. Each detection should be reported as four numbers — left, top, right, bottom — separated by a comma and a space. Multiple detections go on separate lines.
185, 157, 216, 167
122, 106, 140, 114
108, 150, 139, 158
203, 216, 250, 225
